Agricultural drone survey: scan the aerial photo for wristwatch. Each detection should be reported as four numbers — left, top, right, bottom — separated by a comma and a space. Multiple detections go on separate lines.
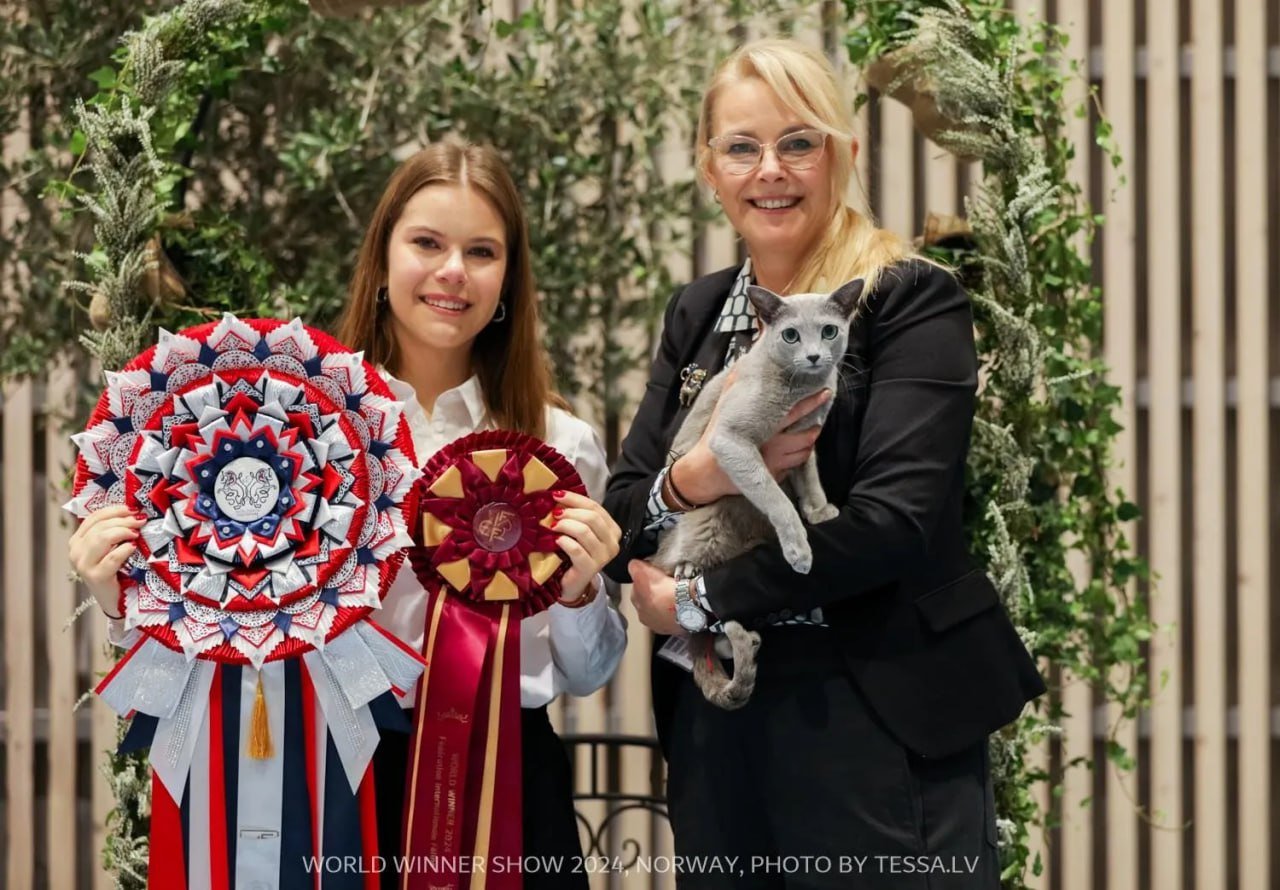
674, 577, 708, 633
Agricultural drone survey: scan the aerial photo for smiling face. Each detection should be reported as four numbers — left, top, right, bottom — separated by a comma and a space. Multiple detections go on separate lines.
384, 183, 508, 360
704, 77, 838, 273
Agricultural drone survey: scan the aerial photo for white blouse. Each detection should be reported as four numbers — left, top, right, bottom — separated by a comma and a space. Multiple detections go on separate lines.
108, 372, 628, 710
376, 371, 627, 708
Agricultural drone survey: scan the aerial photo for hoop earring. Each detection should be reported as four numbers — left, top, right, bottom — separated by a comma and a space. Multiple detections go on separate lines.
491, 302, 507, 324
375, 286, 389, 304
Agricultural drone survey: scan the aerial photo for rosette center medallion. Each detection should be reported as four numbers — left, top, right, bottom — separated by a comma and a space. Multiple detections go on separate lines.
214, 456, 280, 523
473, 502, 522, 552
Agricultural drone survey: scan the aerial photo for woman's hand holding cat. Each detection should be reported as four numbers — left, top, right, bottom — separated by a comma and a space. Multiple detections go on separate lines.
552, 490, 622, 603
671, 383, 832, 505
626, 559, 682, 635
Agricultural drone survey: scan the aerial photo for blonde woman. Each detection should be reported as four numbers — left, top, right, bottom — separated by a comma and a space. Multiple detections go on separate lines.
605, 40, 1043, 888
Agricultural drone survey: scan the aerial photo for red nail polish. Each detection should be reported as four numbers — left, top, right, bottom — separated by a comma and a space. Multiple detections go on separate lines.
553, 489, 565, 498
553, 507, 564, 517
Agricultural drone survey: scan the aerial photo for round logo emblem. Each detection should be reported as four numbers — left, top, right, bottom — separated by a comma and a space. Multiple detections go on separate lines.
472, 502, 523, 552
214, 457, 281, 523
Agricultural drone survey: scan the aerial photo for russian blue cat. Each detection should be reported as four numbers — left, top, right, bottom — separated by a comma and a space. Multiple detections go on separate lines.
653, 278, 863, 708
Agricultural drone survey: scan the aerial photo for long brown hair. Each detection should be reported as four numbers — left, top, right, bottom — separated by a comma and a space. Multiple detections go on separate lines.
336, 140, 565, 438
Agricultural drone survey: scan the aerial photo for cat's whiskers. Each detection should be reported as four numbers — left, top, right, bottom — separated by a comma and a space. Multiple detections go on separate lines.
832, 362, 869, 395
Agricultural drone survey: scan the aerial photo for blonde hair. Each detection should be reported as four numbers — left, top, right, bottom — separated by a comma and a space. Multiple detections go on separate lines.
696, 38, 913, 295
335, 140, 566, 439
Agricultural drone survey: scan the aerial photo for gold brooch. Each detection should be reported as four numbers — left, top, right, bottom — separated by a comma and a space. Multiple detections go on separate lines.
678, 364, 707, 408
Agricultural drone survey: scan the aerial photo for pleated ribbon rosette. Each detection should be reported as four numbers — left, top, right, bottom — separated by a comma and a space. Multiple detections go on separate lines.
402, 430, 585, 890
66, 315, 424, 889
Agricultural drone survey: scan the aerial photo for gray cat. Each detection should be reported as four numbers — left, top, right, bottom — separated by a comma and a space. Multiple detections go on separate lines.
652, 278, 863, 709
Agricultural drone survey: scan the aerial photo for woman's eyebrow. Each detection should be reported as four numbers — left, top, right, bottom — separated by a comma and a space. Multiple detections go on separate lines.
403, 224, 444, 237
719, 123, 811, 138
403, 225, 502, 247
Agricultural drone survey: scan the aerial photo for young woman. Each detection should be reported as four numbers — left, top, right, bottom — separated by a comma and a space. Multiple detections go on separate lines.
336, 140, 625, 888
604, 39, 1045, 889
71, 140, 626, 888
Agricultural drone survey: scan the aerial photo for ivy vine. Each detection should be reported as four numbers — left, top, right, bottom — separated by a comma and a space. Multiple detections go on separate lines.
843, 2, 1150, 885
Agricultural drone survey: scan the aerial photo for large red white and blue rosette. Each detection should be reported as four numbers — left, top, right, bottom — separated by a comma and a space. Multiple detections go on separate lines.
66, 314, 426, 889
401, 430, 586, 890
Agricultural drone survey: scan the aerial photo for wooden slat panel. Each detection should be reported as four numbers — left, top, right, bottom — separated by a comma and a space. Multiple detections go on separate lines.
846, 18, 872, 218
1012, 0, 1044, 25
44, 365, 79, 890
1100, 1, 1139, 887
1059, 675, 1093, 890
1145, 2, 1191, 886
3, 379, 36, 890
1190, 1, 1228, 888
1056, 1, 1091, 888
878, 98, 915, 240
922, 141, 956, 219
1, 82, 35, 890
852, 78, 871, 215
1232, 1, 1270, 887
1025, 739, 1050, 889
1144, 0, 1185, 886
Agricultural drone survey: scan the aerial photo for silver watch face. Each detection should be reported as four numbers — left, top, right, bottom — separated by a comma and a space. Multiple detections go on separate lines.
677, 602, 707, 633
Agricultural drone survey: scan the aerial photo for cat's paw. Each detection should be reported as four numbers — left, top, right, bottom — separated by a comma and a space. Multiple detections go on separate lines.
781, 537, 813, 574
804, 502, 839, 524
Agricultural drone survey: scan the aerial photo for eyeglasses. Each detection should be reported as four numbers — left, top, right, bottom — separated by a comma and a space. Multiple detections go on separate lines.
706, 128, 828, 175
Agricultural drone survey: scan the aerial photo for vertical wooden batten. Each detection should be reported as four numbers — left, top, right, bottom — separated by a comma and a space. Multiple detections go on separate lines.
44, 363, 79, 890
3, 379, 36, 890
878, 96, 916, 241
1190, 1, 1228, 889
1056, 0, 1094, 887
1232, 0, 1271, 886
1145, 0, 1186, 886
2, 93, 36, 890
1101, 0, 1140, 886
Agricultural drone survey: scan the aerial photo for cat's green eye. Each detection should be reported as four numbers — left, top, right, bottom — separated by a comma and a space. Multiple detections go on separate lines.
781, 328, 800, 344
820, 324, 839, 340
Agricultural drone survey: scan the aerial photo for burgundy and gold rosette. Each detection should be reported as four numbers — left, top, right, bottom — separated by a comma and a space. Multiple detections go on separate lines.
402, 430, 585, 890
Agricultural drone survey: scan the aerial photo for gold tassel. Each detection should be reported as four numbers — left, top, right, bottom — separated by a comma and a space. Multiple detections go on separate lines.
248, 672, 274, 760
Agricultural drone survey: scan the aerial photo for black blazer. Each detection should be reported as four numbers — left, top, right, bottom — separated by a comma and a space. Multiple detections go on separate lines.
603, 259, 1045, 760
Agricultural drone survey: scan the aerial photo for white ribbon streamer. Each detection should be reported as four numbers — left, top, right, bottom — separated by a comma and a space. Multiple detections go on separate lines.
150, 659, 216, 802
235, 663, 286, 888
97, 637, 199, 720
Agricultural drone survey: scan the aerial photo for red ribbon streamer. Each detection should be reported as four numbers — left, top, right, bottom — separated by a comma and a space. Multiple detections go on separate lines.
402, 591, 522, 890
148, 771, 187, 890
301, 662, 322, 890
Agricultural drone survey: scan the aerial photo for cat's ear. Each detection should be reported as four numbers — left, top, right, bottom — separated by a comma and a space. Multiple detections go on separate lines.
746, 285, 785, 324
829, 278, 865, 318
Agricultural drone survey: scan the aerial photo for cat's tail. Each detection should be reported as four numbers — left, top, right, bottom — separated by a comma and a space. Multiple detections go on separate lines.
691, 621, 761, 711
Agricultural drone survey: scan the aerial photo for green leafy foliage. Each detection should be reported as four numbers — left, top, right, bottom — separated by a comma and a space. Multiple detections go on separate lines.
840, 2, 1150, 886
